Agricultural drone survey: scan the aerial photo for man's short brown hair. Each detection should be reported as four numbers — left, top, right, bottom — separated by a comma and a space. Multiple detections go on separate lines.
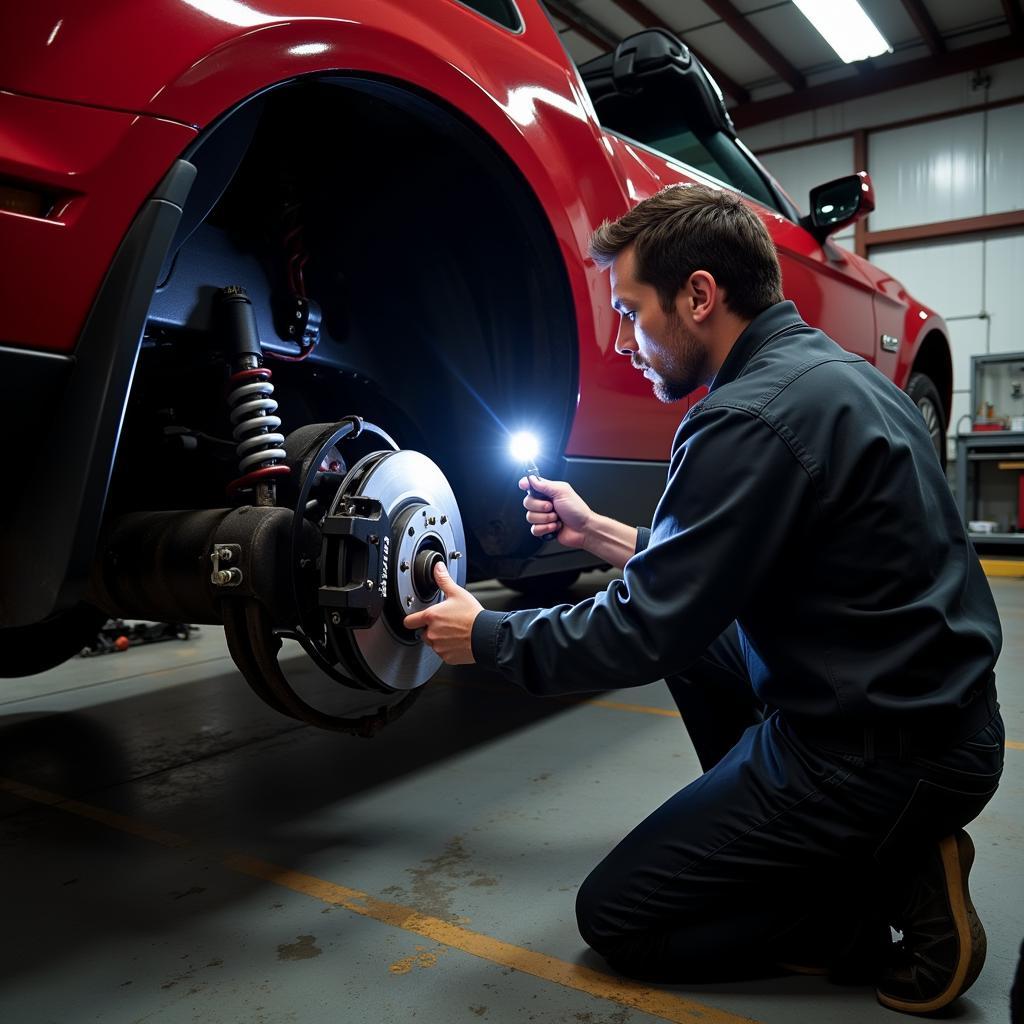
589, 184, 783, 320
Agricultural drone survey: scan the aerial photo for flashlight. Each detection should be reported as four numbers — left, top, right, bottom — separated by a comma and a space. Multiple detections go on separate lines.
510, 432, 559, 542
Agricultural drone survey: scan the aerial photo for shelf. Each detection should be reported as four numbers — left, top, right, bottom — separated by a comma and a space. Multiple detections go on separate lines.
969, 532, 1024, 546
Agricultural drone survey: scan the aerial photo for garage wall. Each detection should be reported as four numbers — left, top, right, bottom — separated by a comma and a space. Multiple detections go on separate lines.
748, 57, 1024, 462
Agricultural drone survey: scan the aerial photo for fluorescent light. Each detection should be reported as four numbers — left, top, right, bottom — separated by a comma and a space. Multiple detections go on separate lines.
791, 0, 892, 63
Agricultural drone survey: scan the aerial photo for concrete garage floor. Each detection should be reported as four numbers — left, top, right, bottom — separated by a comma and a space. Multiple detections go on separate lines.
0, 571, 1021, 1024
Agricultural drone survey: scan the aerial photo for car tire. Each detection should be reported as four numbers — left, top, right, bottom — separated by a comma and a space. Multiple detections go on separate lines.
498, 570, 582, 600
0, 603, 108, 678
907, 372, 947, 469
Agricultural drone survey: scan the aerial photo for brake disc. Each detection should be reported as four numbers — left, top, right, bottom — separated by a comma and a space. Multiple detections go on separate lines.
319, 447, 467, 692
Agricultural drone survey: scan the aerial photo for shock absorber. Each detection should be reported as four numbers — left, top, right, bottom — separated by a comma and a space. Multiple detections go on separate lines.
218, 286, 290, 507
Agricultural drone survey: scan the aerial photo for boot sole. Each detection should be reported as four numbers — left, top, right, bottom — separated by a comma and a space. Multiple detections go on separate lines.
877, 831, 987, 1014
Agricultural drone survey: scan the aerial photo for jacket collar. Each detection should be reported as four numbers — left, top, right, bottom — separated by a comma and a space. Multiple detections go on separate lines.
709, 300, 804, 393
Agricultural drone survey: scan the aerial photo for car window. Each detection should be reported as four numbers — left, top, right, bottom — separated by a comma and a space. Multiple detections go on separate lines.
453, 0, 522, 31
610, 122, 783, 214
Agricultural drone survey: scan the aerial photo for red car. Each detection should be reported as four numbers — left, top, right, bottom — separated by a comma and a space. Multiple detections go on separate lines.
0, 0, 952, 731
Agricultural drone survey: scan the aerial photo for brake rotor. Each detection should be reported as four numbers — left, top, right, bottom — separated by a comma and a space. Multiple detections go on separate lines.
319, 448, 467, 692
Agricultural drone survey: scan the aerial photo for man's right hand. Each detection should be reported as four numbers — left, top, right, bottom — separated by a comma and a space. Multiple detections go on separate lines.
518, 474, 593, 550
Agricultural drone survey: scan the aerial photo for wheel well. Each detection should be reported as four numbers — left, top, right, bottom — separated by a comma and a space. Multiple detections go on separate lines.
126, 76, 580, 572
910, 330, 953, 428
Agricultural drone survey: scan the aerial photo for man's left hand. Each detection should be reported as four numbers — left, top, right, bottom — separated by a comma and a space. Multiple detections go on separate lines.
403, 562, 483, 665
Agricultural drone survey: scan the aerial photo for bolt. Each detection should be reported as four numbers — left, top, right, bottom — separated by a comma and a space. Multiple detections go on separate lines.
428, 516, 436, 526
405, 596, 413, 607
407, 526, 415, 536
422, 510, 427, 517
216, 547, 232, 563
450, 550, 462, 560
212, 567, 242, 586
330, 612, 341, 625
369, 534, 379, 545
400, 560, 409, 572
365, 579, 375, 590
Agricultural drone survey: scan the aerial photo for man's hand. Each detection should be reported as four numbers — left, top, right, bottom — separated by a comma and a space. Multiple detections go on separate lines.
518, 474, 595, 549
403, 562, 483, 665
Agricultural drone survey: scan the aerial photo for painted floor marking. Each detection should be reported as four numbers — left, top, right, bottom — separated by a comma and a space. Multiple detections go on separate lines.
0, 776, 756, 1024
981, 559, 1024, 578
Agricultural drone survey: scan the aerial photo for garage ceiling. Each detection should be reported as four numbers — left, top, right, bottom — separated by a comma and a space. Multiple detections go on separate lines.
542, 0, 1024, 126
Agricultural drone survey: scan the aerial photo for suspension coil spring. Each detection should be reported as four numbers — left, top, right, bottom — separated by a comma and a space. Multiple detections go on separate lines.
225, 366, 291, 496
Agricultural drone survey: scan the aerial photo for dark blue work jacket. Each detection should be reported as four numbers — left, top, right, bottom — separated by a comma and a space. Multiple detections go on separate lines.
471, 300, 1001, 734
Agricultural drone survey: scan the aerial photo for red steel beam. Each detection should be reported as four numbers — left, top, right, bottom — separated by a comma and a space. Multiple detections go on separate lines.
864, 210, 1024, 249
731, 36, 1024, 129
607, 0, 750, 103
900, 0, 945, 57
700, 0, 805, 91
853, 130, 868, 258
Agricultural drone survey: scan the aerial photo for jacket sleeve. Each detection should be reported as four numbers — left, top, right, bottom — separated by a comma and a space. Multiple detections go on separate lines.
470, 404, 817, 696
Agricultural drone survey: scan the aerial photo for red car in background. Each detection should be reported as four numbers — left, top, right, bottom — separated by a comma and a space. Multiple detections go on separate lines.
0, 0, 952, 731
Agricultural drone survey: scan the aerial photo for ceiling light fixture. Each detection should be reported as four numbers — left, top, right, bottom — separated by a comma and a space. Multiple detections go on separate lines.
791, 0, 892, 63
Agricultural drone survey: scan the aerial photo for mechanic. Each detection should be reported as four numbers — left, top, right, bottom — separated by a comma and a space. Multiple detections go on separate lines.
403, 183, 1004, 1015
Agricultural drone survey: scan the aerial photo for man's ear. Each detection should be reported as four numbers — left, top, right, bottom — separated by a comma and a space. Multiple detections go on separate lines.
686, 271, 717, 323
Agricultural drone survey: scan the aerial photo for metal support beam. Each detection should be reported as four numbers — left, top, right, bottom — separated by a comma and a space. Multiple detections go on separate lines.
731, 36, 1024, 129
607, 0, 750, 103
1003, 0, 1024, 36
900, 0, 945, 56
543, 0, 617, 52
853, 130, 868, 258
864, 209, 1024, 250
700, 0, 805, 91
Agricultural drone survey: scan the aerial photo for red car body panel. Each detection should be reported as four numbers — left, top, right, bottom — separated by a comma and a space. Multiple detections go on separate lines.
0, 0, 946, 465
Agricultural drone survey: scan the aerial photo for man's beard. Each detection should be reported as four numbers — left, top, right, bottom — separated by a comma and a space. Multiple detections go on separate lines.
643, 314, 711, 403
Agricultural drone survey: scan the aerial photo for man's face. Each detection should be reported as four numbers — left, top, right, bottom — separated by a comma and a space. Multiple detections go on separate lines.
610, 247, 712, 403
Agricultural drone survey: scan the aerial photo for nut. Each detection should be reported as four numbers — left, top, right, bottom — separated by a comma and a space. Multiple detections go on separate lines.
330, 612, 341, 625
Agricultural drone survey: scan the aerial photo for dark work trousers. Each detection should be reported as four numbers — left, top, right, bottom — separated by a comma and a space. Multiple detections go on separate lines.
575, 623, 1005, 982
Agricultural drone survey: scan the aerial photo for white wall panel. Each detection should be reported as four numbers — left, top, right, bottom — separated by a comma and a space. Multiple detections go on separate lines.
946, 317, 989, 393
870, 239, 984, 319
869, 114, 985, 229
759, 138, 854, 216
985, 232, 1024, 354
986, 104, 1024, 215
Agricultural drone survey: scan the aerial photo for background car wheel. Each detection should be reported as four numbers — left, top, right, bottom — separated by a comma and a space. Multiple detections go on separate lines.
906, 372, 947, 469
498, 570, 582, 600
0, 603, 107, 678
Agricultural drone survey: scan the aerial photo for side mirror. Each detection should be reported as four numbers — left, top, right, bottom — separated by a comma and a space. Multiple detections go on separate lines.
801, 172, 875, 244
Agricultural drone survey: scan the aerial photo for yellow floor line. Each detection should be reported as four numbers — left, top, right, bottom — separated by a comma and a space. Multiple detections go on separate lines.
585, 698, 681, 718
0, 776, 755, 1024
981, 559, 1024, 578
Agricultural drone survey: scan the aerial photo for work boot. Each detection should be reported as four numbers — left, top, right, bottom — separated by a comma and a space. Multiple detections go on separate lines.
877, 830, 986, 1014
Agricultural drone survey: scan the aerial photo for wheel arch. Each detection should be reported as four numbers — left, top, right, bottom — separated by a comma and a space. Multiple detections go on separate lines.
146, 72, 585, 572
910, 329, 953, 427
